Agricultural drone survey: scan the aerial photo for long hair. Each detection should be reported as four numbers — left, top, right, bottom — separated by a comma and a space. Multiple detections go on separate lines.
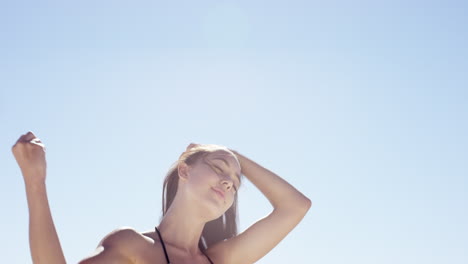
161, 145, 241, 251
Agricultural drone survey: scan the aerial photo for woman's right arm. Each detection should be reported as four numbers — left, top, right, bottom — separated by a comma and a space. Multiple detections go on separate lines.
13, 132, 136, 264
13, 132, 66, 264
24, 181, 67, 264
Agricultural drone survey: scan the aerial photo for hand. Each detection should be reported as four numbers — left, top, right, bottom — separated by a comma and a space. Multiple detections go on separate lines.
12, 131, 47, 185
178, 143, 200, 159
185, 143, 200, 151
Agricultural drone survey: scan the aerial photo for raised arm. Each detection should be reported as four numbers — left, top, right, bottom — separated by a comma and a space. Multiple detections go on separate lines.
12, 132, 66, 264
207, 150, 312, 264
234, 151, 311, 210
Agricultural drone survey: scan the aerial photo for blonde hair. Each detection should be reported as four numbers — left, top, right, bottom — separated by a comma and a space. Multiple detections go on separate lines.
161, 145, 241, 250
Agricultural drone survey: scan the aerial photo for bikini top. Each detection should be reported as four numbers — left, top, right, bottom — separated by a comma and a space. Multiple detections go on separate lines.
155, 227, 214, 264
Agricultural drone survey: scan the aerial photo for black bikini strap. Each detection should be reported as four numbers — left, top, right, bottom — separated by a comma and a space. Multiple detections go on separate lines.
203, 252, 214, 264
155, 227, 171, 264
155, 226, 214, 264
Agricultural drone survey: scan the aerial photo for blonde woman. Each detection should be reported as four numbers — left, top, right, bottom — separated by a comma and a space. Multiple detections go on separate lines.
13, 131, 311, 264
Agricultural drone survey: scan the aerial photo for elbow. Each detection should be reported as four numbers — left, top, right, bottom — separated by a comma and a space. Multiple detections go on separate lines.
294, 192, 312, 211
280, 196, 312, 215
273, 191, 312, 215
299, 197, 312, 213
275, 196, 311, 218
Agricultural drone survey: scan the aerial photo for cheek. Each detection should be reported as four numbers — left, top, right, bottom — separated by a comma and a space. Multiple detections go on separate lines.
189, 167, 218, 187
226, 193, 236, 207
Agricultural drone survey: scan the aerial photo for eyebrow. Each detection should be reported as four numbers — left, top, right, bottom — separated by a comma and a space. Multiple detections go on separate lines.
212, 158, 241, 182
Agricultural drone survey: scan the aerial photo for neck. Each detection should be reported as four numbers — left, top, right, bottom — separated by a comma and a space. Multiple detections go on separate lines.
157, 196, 209, 256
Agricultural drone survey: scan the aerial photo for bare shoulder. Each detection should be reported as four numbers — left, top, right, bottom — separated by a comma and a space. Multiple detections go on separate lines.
98, 226, 144, 246
79, 227, 149, 264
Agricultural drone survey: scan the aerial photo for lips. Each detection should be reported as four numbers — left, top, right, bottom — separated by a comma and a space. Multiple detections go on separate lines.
212, 187, 225, 200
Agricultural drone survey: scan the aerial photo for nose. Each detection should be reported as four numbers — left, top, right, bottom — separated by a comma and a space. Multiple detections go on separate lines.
221, 178, 233, 191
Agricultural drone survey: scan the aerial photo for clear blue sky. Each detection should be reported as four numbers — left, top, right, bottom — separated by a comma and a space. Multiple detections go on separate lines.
1, 1, 467, 263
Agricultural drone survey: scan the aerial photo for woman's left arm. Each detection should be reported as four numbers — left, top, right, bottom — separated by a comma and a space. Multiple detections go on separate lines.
207, 151, 311, 264
234, 151, 311, 211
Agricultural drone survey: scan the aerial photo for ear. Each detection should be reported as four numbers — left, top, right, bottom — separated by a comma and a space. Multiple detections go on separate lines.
178, 162, 190, 181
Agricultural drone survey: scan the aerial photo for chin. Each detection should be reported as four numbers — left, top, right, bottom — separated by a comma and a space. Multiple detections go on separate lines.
203, 200, 228, 222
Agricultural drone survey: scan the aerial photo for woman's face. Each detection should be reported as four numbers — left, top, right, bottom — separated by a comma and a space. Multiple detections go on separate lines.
184, 150, 241, 218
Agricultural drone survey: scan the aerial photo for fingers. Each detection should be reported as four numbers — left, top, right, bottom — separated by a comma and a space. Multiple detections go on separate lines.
186, 143, 200, 151
30, 139, 46, 149
16, 131, 36, 143
13, 131, 45, 149
179, 143, 200, 159
24, 131, 37, 142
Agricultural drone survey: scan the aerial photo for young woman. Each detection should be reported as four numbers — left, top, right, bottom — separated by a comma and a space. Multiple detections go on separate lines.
13, 131, 311, 264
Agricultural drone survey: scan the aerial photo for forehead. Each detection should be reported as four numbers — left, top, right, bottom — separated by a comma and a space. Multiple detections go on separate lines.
204, 151, 241, 176
206, 150, 237, 160
205, 151, 238, 166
